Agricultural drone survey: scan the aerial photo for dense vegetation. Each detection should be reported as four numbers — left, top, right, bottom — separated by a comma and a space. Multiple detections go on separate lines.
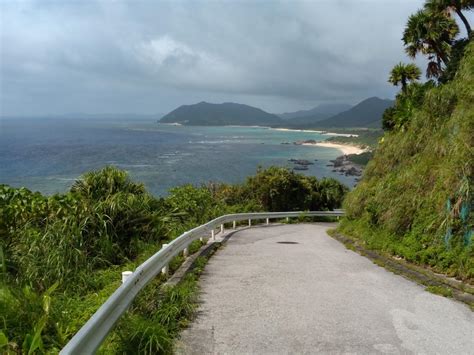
340, 1, 473, 282
345, 152, 373, 167
0, 166, 346, 353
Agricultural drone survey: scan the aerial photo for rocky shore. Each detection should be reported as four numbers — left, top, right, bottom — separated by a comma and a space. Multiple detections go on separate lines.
288, 158, 316, 171
327, 155, 363, 179
285, 139, 366, 178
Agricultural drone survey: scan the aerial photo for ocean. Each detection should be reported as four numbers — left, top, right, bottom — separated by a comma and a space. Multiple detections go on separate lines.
0, 117, 356, 196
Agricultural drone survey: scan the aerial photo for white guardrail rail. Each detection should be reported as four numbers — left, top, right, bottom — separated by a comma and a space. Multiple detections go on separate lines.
61, 210, 344, 354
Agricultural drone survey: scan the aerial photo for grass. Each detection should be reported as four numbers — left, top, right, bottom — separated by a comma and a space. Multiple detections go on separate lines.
340, 40, 474, 283
426, 285, 453, 298
100, 254, 212, 354
345, 151, 373, 166
328, 229, 474, 308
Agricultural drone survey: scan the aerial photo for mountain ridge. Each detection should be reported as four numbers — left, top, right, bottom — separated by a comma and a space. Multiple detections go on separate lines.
314, 97, 393, 128
160, 97, 393, 128
160, 101, 282, 126
278, 103, 352, 120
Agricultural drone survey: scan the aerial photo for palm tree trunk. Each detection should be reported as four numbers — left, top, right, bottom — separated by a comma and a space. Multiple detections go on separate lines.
401, 78, 407, 93
437, 56, 443, 75
455, 9, 471, 36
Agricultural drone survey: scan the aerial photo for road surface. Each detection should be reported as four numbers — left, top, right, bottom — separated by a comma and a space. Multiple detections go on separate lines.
177, 223, 473, 354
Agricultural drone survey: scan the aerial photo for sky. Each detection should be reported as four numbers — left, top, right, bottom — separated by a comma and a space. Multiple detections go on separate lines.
0, 0, 467, 116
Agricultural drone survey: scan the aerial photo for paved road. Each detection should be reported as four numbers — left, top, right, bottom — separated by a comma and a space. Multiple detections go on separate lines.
177, 224, 474, 354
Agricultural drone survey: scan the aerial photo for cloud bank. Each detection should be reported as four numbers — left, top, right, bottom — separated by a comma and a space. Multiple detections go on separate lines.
1, 0, 440, 115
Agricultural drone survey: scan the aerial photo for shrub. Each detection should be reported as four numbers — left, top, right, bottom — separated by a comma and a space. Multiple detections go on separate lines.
243, 167, 347, 212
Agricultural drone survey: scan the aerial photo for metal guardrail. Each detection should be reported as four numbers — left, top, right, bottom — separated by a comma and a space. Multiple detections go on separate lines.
61, 210, 344, 354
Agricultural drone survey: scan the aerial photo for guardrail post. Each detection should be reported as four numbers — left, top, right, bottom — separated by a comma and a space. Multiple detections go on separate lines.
266, 218, 269, 225
183, 247, 189, 258
211, 229, 215, 241
248, 219, 251, 226
161, 244, 169, 276
286, 217, 289, 222
220, 224, 224, 234
233, 220, 236, 229
121, 271, 133, 284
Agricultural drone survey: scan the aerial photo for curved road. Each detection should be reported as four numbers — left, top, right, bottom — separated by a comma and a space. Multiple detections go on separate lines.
177, 224, 473, 354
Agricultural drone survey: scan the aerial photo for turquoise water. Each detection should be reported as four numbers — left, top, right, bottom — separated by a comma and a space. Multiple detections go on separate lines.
0, 117, 355, 196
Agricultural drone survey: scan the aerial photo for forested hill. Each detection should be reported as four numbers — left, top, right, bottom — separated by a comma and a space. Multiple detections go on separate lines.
160, 102, 283, 126
315, 97, 394, 128
340, 39, 474, 281
160, 99, 392, 128
278, 103, 351, 120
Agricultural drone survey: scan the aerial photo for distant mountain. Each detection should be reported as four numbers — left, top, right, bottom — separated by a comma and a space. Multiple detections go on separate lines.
160, 102, 282, 126
315, 97, 394, 128
160, 98, 393, 128
278, 103, 352, 120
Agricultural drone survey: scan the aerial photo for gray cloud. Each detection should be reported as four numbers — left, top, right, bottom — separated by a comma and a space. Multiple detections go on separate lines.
2, 0, 466, 115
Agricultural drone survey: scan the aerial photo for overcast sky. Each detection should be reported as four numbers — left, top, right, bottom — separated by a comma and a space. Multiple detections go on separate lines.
1, 0, 466, 116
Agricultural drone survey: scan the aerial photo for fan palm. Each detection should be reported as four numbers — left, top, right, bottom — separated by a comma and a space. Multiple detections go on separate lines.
403, 9, 459, 77
388, 63, 422, 92
71, 166, 145, 201
425, 0, 472, 36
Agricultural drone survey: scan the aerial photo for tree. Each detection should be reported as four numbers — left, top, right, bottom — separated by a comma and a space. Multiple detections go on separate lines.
403, 9, 459, 78
424, 0, 473, 36
388, 63, 422, 92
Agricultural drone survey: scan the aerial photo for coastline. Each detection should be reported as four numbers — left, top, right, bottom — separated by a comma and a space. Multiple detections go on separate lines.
157, 123, 358, 138
272, 127, 358, 137
301, 141, 366, 155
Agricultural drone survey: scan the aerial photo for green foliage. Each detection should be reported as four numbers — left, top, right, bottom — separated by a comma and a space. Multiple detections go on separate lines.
110, 267, 202, 354
439, 38, 470, 83
242, 167, 347, 212
403, 9, 459, 78
1, 165, 347, 352
1, 167, 167, 293
346, 152, 373, 166
388, 62, 422, 91
71, 165, 146, 200
0, 282, 59, 353
424, 0, 473, 35
341, 41, 474, 281
426, 285, 453, 297
382, 81, 435, 131
0, 167, 170, 352
165, 185, 219, 228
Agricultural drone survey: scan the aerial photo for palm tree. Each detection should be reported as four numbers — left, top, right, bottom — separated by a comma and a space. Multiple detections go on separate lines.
424, 0, 472, 36
403, 9, 459, 77
71, 166, 146, 201
388, 63, 422, 92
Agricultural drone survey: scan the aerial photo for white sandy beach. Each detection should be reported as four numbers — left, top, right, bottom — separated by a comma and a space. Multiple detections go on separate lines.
272, 127, 358, 137
302, 141, 366, 155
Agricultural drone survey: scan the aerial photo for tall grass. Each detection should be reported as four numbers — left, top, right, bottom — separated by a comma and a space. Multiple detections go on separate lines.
340, 40, 474, 281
